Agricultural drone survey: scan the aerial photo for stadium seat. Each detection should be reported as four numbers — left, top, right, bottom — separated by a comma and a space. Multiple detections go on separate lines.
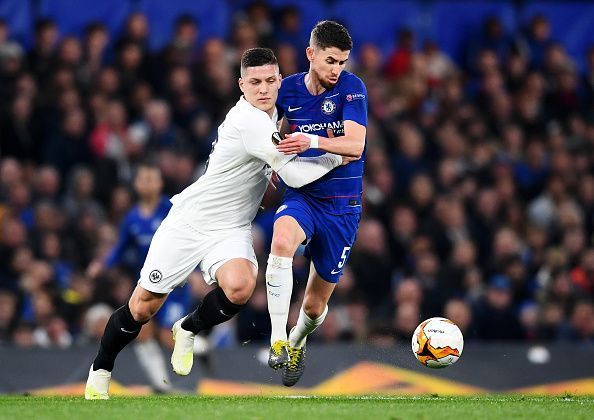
137, 0, 231, 52
427, 1, 516, 64
38, 0, 131, 38
0, 0, 33, 47
329, 0, 422, 54
520, 2, 594, 71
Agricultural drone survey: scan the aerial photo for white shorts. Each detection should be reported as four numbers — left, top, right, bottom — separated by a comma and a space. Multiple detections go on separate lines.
138, 210, 258, 294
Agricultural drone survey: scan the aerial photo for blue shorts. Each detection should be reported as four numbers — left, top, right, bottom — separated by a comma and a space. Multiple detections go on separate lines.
274, 192, 361, 283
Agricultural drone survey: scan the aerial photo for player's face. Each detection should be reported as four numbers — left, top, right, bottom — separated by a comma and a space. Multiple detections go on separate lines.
134, 167, 163, 199
239, 64, 282, 115
307, 46, 350, 89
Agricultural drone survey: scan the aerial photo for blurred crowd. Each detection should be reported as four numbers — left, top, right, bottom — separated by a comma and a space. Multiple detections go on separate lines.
0, 2, 593, 351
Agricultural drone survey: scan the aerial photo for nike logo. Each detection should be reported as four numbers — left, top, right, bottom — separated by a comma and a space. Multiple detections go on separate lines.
331, 269, 341, 275
287, 106, 302, 112
120, 327, 137, 334
219, 309, 230, 317
266, 281, 281, 288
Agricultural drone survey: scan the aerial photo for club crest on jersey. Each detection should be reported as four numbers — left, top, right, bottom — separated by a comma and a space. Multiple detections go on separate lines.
271, 132, 282, 145
321, 99, 336, 115
149, 270, 162, 283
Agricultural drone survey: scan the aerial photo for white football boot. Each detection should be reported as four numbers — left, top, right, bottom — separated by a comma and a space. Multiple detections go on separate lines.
170, 318, 195, 376
84, 365, 111, 400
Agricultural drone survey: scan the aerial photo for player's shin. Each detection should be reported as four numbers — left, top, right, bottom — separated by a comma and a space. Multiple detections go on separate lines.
181, 287, 243, 334
266, 255, 294, 345
92, 303, 146, 372
289, 305, 328, 348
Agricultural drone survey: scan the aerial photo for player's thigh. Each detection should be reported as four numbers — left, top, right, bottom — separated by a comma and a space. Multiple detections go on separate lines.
307, 213, 360, 283
200, 229, 258, 303
138, 220, 206, 295
215, 258, 258, 305
302, 264, 336, 318
271, 216, 307, 256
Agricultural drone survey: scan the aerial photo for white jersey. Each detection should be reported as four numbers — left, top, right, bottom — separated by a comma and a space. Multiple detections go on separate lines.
170, 97, 293, 232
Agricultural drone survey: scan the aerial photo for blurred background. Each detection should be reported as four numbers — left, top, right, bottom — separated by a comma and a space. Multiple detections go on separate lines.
0, 0, 593, 396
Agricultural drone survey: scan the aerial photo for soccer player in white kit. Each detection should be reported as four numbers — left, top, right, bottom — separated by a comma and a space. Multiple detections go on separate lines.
85, 48, 344, 399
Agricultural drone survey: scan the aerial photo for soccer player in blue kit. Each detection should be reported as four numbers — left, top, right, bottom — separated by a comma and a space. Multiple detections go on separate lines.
265, 21, 368, 386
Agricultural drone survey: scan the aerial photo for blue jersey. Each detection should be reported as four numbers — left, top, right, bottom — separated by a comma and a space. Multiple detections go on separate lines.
277, 71, 368, 215
105, 196, 172, 275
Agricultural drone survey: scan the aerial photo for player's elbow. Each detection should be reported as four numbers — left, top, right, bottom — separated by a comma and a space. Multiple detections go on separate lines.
276, 169, 307, 188
348, 149, 363, 160
348, 139, 365, 159
282, 176, 306, 189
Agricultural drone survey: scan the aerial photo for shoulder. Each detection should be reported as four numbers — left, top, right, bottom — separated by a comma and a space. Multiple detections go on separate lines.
339, 71, 367, 91
279, 72, 305, 94
281, 72, 305, 87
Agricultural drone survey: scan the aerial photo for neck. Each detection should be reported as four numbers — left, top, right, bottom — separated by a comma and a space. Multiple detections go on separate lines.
139, 195, 160, 213
304, 71, 326, 95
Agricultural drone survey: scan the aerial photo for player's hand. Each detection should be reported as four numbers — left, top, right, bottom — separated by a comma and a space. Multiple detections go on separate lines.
341, 155, 357, 165
277, 133, 311, 155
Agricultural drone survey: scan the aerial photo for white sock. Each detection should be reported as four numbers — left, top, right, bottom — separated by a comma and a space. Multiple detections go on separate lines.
133, 339, 172, 391
289, 305, 328, 348
266, 254, 293, 345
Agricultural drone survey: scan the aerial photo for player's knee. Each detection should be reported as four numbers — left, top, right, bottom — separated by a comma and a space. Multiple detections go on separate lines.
302, 298, 325, 319
224, 276, 256, 305
270, 234, 295, 257
128, 296, 157, 322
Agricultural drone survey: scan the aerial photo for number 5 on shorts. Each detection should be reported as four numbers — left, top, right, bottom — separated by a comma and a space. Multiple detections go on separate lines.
337, 246, 351, 269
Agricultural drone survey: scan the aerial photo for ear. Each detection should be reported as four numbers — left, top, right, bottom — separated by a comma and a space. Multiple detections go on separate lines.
306, 46, 314, 62
238, 77, 244, 93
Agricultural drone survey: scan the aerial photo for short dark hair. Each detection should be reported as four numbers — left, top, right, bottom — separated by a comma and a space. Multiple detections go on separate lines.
175, 14, 198, 29
35, 18, 56, 33
136, 160, 161, 174
240, 47, 278, 73
310, 20, 352, 51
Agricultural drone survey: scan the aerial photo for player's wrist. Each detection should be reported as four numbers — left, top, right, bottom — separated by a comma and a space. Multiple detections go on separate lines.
292, 132, 319, 149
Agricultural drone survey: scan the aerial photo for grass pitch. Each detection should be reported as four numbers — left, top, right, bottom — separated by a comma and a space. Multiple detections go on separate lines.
0, 395, 592, 419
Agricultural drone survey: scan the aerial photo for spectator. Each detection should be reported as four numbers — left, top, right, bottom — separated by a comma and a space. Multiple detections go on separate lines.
473, 275, 523, 340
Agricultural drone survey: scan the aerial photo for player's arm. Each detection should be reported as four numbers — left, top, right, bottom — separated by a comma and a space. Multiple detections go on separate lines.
240, 117, 342, 188
276, 153, 342, 188
277, 119, 366, 158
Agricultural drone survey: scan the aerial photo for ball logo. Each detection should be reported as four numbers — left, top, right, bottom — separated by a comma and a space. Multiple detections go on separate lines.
346, 94, 353, 101
271, 132, 282, 145
149, 270, 162, 283
321, 99, 336, 115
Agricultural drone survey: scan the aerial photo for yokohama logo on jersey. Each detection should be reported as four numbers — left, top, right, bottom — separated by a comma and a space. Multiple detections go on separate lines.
293, 120, 344, 134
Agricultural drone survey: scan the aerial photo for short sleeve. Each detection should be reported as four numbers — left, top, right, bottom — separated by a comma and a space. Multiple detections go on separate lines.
240, 111, 295, 171
342, 76, 368, 127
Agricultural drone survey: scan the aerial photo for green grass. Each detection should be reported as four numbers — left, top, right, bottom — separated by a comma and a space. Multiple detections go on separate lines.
0, 395, 592, 420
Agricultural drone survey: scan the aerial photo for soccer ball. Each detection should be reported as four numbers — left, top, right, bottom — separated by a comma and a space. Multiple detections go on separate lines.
411, 317, 464, 369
